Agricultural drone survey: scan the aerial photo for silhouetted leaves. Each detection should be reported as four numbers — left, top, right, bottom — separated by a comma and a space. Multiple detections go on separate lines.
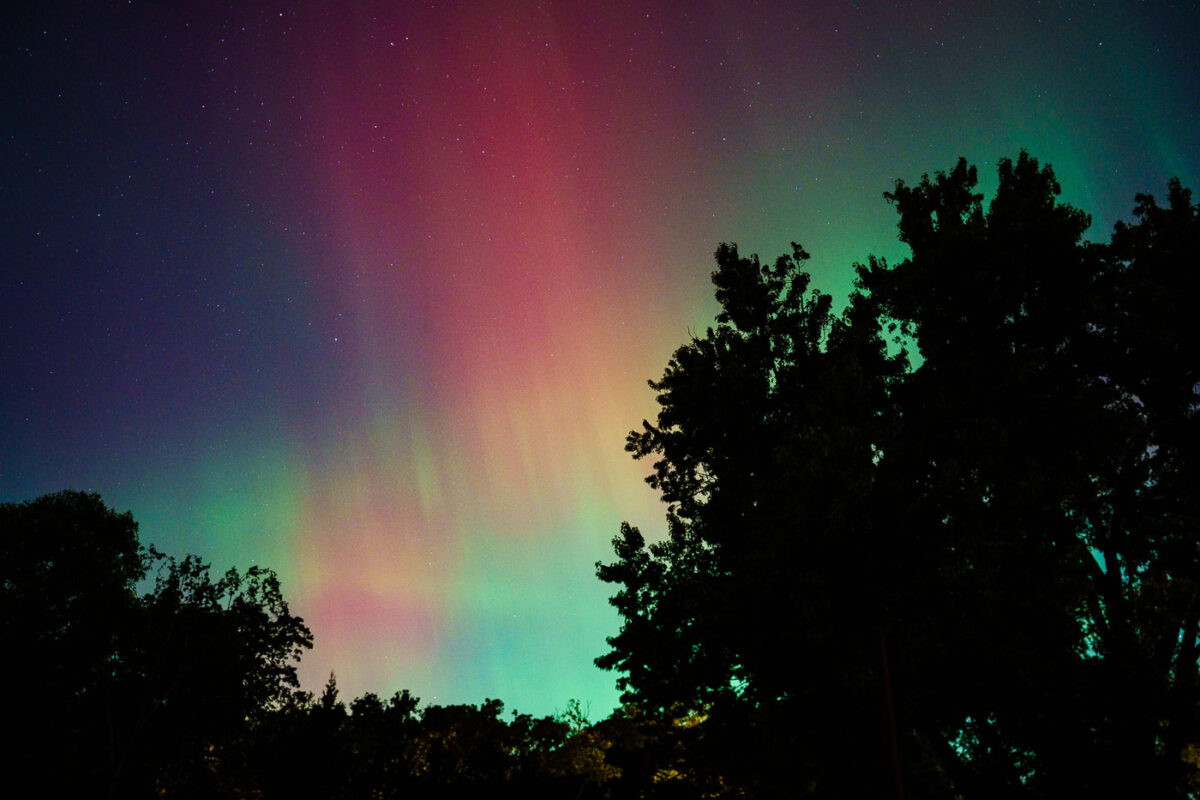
1, 491, 313, 797
599, 153, 1200, 798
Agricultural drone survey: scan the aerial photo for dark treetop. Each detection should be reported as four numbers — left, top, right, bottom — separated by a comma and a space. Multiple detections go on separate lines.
598, 153, 1200, 798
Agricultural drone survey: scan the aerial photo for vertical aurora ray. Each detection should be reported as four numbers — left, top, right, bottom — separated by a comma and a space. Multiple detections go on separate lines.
2, 1, 1195, 717
271, 2, 714, 709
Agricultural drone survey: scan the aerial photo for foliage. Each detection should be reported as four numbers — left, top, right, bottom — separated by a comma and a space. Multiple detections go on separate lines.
0, 490, 313, 797
1, 491, 145, 794
597, 153, 1200, 797
233, 686, 629, 799
0, 492, 643, 798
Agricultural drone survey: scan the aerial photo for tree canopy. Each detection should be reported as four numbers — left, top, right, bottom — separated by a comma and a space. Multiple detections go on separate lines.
597, 152, 1200, 798
0, 490, 313, 796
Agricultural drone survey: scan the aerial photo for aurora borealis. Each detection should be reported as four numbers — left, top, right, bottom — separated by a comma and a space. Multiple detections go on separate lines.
3, 1, 1197, 718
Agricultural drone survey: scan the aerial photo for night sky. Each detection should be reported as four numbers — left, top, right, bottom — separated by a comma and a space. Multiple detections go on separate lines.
3, 1, 1197, 718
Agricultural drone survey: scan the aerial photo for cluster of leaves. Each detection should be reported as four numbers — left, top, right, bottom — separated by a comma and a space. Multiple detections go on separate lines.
598, 153, 1200, 798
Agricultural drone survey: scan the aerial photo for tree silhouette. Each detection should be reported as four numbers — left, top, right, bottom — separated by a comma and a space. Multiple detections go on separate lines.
134, 551, 314, 795
598, 153, 1200, 798
1, 491, 146, 795
1, 492, 656, 798
0, 490, 313, 797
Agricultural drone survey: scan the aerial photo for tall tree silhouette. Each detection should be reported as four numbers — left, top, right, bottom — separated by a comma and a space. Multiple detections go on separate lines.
598, 153, 1200, 798
598, 237, 907, 795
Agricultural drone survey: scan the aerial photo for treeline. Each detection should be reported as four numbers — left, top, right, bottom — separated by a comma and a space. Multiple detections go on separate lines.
6, 153, 1199, 798
196, 681, 726, 800
0, 491, 723, 799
